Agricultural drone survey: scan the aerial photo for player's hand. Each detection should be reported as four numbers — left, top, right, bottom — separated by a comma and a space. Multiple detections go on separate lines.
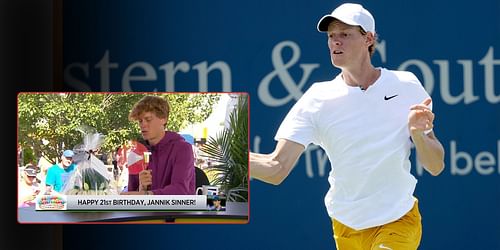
139, 169, 152, 191
408, 98, 434, 136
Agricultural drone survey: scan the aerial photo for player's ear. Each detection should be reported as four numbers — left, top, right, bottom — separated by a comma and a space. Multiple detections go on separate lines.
365, 32, 375, 47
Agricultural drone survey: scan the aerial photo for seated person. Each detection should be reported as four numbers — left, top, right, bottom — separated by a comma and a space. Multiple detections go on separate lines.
18, 164, 40, 207
208, 195, 226, 211
121, 95, 195, 195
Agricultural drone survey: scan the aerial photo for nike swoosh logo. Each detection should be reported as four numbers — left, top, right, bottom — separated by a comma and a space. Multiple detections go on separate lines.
378, 244, 393, 250
384, 94, 398, 100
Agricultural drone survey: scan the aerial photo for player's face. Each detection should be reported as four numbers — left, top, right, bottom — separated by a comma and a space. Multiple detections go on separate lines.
327, 20, 371, 69
137, 111, 166, 145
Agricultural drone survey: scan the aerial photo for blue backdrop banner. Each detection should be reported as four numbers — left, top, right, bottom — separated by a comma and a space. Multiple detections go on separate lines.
62, 1, 500, 249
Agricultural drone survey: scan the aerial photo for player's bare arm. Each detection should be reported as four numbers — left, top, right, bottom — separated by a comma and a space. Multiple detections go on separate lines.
250, 139, 305, 185
408, 98, 445, 176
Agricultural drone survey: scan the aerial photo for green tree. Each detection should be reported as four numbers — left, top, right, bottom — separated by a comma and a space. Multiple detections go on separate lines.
17, 93, 219, 164
200, 94, 248, 201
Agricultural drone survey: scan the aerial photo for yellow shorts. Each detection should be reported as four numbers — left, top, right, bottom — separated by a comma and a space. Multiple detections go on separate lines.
331, 201, 422, 250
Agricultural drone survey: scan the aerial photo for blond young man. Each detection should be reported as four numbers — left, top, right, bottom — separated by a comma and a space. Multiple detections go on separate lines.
250, 3, 444, 249
121, 95, 195, 195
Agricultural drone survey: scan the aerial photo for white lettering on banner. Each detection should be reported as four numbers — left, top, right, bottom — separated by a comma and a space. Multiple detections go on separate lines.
434, 60, 478, 105
64, 62, 92, 91
96, 50, 119, 92
258, 41, 320, 107
122, 61, 158, 91
303, 139, 500, 178
65, 50, 232, 92
448, 140, 500, 176
479, 47, 500, 103
303, 145, 329, 178
64, 43, 499, 106
192, 61, 232, 92
304, 145, 318, 178
415, 140, 500, 176
377, 44, 500, 105
253, 135, 261, 154
157, 61, 190, 91
254, 41, 499, 106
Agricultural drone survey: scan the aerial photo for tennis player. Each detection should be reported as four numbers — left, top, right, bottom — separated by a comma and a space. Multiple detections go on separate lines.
250, 3, 444, 249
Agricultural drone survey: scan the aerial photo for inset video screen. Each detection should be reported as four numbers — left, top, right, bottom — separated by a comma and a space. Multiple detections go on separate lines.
17, 92, 249, 224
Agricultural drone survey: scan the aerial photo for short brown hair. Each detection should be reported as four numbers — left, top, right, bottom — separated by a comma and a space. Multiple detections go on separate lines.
359, 27, 377, 57
129, 95, 171, 123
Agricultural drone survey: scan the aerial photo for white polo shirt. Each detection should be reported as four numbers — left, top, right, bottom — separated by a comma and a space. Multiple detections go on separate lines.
275, 68, 431, 230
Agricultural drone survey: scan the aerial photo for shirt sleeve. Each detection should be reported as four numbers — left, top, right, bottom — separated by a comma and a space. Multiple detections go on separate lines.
128, 174, 139, 192
151, 143, 195, 195
274, 87, 319, 147
45, 167, 55, 186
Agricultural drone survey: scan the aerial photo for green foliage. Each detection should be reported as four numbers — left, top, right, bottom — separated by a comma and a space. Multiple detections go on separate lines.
166, 93, 220, 132
200, 94, 248, 201
21, 147, 36, 165
17, 93, 219, 164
